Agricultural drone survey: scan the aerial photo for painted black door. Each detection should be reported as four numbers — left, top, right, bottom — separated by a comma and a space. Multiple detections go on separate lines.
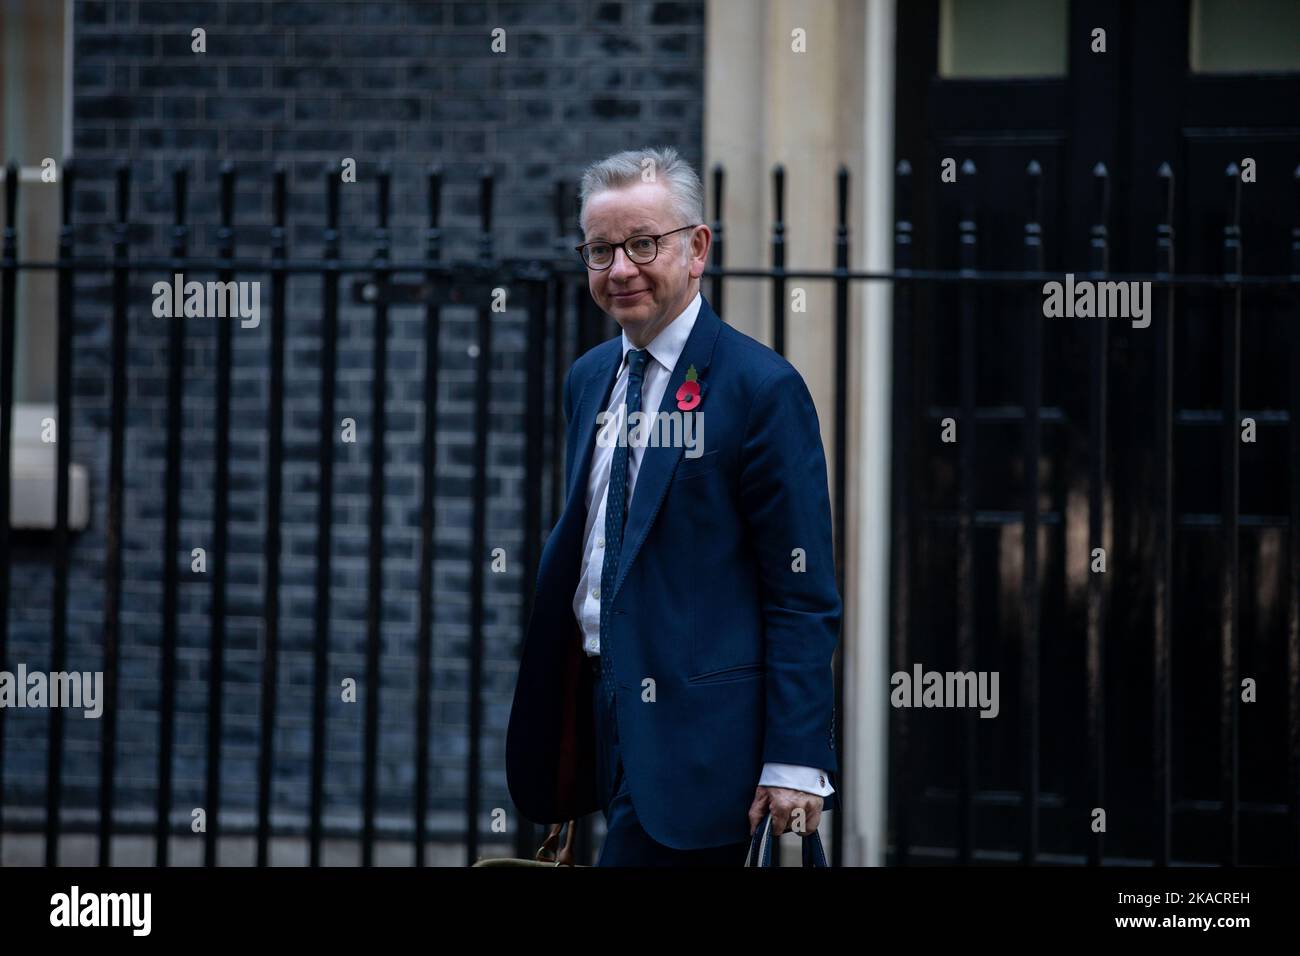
892, 0, 1300, 866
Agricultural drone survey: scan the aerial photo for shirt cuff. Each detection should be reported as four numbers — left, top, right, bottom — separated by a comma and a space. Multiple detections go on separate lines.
759, 762, 834, 796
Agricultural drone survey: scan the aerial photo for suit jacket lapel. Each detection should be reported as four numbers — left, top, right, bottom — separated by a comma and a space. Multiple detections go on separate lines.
566, 344, 622, 511
613, 298, 723, 602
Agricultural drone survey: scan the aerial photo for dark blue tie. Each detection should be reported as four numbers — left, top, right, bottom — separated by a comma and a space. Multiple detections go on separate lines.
599, 348, 649, 709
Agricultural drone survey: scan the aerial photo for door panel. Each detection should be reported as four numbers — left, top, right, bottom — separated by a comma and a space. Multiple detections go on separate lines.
894, 0, 1300, 865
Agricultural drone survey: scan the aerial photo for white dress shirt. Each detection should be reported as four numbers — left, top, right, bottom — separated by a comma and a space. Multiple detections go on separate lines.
572, 290, 834, 799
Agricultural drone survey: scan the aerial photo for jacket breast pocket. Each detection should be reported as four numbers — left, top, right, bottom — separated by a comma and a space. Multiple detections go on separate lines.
673, 449, 720, 482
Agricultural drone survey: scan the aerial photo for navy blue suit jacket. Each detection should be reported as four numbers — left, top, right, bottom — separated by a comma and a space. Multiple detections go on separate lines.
505, 295, 840, 850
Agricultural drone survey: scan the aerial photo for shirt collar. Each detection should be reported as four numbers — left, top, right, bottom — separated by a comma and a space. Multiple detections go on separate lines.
619, 290, 702, 375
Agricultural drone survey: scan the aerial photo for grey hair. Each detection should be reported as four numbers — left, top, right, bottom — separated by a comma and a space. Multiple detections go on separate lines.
577, 145, 705, 238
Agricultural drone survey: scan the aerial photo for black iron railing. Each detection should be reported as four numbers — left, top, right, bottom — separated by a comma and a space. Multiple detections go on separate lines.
1, 156, 1297, 868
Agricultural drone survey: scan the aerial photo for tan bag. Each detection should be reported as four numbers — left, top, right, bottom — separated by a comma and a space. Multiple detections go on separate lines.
471, 819, 586, 867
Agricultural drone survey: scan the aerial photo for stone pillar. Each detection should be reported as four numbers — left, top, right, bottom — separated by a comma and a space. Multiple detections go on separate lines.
705, 0, 896, 866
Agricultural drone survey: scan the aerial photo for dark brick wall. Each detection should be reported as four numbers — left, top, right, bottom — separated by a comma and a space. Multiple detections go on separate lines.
5, 0, 703, 839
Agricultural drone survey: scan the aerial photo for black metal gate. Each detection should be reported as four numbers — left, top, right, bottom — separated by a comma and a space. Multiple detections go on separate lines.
893, 0, 1300, 865
2, 134, 1296, 867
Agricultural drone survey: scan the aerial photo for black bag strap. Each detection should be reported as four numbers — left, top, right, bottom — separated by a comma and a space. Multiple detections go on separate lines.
743, 811, 829, 867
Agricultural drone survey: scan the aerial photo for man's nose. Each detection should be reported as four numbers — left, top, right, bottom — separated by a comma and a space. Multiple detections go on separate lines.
608, 246, 639, 280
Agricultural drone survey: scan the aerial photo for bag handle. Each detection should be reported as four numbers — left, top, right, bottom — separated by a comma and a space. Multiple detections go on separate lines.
744, 811, 829, 867
535, 819, 580, 866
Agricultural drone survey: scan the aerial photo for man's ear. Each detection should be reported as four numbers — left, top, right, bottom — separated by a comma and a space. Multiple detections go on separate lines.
688, 225, 712, 279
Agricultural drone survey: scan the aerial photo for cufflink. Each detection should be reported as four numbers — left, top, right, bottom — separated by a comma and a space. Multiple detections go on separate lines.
818, 774, 825, 787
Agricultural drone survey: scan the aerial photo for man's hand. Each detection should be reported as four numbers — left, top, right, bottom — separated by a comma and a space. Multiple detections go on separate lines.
748, 785, 823, 838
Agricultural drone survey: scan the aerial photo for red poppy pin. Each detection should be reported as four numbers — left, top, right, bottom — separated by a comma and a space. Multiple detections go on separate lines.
675, 364, 701, 411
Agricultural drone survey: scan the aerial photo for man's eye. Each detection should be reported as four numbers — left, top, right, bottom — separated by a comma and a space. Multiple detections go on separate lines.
589, 244, 612, 257
630, 238, 656, 253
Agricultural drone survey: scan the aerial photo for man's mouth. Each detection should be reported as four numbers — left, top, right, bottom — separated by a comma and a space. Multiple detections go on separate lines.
612, 290, 647, 302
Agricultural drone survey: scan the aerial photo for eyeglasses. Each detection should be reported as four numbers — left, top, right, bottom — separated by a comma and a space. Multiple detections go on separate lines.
575, 224, 700, 271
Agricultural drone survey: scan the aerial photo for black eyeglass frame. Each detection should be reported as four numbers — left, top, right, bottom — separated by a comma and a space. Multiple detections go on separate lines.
574, 223, 701, 270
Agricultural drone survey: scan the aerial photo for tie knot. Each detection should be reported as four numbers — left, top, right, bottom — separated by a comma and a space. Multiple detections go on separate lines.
627, 348, 649, 381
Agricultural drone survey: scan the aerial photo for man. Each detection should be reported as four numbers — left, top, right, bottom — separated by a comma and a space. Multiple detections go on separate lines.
506, 146, 839, 866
